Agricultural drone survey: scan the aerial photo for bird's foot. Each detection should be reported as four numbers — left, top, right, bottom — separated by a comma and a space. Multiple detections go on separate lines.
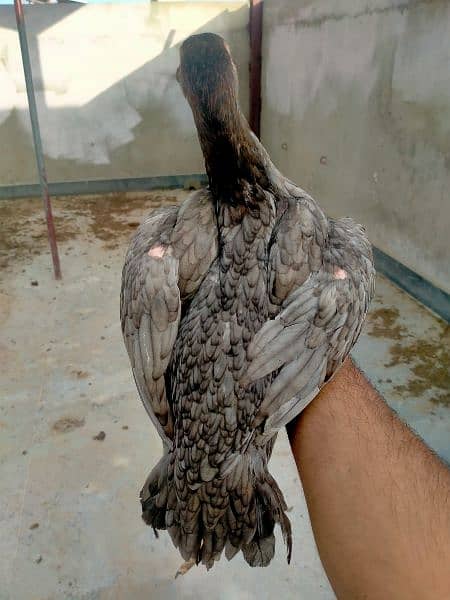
174, 557, 196, 579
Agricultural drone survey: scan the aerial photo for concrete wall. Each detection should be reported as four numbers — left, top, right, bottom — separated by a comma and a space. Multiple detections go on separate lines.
261, 0, 450, 294
0, 2, 249, 185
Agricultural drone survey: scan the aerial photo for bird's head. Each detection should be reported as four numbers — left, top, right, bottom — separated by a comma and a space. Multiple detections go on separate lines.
176, 33, 239, 120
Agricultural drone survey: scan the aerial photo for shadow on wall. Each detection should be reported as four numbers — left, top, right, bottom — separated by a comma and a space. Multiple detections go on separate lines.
0, 2, 250, 184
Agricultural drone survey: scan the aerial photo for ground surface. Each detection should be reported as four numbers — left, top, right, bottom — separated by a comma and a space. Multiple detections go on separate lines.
1, 190, 448, 600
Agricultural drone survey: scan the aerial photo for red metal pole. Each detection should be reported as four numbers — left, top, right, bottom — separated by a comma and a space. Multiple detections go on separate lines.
249, 0, 263, 139
14, 0, 62, 280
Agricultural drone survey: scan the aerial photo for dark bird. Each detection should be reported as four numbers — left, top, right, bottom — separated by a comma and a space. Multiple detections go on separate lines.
120, 32, 375, 573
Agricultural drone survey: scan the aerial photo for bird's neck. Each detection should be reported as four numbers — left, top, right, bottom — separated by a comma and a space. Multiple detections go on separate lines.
192, 97, 273, 203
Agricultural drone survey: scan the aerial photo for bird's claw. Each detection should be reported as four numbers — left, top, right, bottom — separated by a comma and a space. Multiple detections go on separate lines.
174, 557, 196, 579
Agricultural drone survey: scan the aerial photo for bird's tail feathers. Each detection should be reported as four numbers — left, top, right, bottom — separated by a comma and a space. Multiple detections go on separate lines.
140, 450, 292, 569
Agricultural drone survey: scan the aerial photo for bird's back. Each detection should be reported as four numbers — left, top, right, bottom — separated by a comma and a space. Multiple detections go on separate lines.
123, 31, 374, 572
163, 195, 288, 567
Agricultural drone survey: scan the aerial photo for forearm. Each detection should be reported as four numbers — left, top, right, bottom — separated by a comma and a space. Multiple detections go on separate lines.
288, 359, 450, 600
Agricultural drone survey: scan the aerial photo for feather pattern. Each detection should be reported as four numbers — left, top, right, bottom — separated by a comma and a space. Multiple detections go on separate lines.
121, 33, 375, 571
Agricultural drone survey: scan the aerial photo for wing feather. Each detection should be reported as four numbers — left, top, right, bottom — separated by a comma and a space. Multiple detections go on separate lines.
121, 207, 181, 443
243, 201, 375, 437
120, 192, 217, 444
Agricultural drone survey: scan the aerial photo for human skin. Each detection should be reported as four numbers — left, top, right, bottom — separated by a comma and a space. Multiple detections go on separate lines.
288, 358, 450, 599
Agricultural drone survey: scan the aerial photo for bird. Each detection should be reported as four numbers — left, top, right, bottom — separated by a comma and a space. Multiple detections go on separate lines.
120, 32, 375, 573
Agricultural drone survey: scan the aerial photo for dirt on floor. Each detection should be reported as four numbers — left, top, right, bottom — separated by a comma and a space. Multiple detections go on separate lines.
0, 191, 182, 271
366, 306, 450, 407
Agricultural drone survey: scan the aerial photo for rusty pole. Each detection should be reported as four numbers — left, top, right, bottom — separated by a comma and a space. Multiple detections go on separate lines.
14, 0, 62, 280
249, 0, 263, 139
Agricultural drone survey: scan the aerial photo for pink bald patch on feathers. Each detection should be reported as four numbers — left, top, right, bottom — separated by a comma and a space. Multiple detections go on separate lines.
148, 245, 166, 259
334, 267, 347, 280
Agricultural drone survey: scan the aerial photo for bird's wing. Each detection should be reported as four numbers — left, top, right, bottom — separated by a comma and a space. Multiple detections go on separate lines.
121, 207, 180, 443
120, 192, 218, 444
242, 209, 375, 437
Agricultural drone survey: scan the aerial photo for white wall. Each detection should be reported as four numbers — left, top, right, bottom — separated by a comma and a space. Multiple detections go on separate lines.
0, 2, 249, 185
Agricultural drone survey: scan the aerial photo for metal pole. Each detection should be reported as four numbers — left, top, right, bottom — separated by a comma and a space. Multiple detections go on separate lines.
14, 0, 62, 280
249, 0, 263, 139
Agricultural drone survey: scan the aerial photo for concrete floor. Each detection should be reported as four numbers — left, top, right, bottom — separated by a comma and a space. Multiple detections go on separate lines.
1, 190, 448, 600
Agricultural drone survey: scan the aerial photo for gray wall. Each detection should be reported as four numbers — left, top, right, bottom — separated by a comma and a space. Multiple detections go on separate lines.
261, 0, 450, 294
0, 2, 249, 185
